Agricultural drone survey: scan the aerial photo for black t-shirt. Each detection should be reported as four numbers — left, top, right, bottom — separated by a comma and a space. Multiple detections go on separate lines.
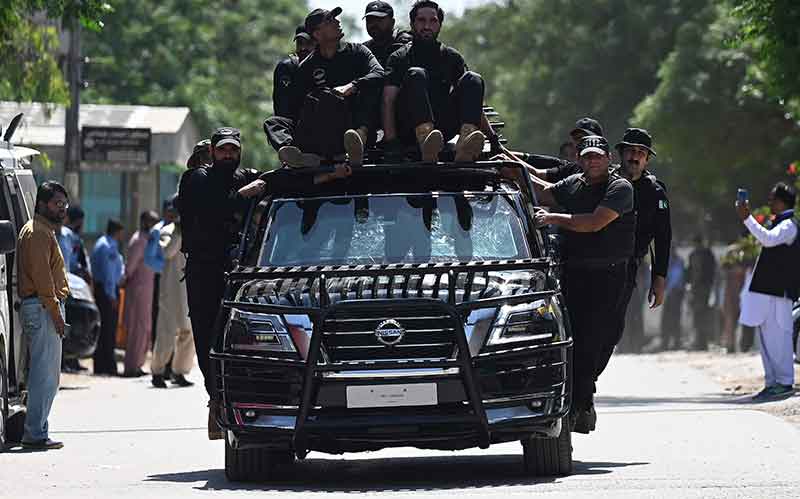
550, 172, 636, 263
385, 41, 466, 113
364, 32, 411, 67
290, 42, 384, 120
273, 54, 299, 118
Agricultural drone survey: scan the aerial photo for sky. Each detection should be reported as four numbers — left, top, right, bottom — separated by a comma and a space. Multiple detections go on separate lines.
307, 0, 496, 41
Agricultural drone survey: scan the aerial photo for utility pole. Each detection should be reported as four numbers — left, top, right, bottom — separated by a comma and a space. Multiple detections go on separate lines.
63, 18, 81, 201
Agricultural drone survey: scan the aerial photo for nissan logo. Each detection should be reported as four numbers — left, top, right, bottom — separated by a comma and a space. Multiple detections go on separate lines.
374, 319, 406, 346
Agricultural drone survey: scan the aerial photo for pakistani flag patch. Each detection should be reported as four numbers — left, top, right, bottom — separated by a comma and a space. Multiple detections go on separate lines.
658, 199, 668, 210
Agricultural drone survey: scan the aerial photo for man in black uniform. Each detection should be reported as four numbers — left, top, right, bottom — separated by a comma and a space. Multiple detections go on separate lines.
533, 135, 635, 433
272, 26, 315, 118
611, 128, 671, 355
363, 1, 412, 66
264, 7, 385, 168
382, 0, 499, 162
178, 127, 260, 439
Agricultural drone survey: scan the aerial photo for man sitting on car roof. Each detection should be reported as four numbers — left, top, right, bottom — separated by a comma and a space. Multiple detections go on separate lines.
381, 1, 499, 163
263, 7, 385, 169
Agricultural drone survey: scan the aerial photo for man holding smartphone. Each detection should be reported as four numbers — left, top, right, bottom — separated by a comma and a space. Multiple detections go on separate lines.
16, 181, 71, 450
736, 182, 799, 401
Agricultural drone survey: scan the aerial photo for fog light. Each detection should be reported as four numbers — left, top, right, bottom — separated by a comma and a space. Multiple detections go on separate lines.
244, 410, 257, 418
527, 400, 544, 410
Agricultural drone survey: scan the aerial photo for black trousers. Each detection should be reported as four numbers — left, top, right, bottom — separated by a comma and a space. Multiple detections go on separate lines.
396, 68, 484, 145
614, 258, 647, 354
691, 287, 713, 349
263, 87, 380, 157
185, 260, 227, 399
564, 261, 629, 411
92, 285, 118, 375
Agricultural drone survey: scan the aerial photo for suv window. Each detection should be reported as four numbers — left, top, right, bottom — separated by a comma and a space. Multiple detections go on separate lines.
258, 193, 533, 267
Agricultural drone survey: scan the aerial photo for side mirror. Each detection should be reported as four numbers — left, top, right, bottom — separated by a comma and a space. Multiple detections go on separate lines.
0, 220, 17, 254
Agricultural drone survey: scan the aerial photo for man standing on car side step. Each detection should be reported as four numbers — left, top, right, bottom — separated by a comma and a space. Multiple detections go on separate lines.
531, 135, 635, 434
381, 0, 499, 163
264, 7, 385, 168
177, 127, 261, 440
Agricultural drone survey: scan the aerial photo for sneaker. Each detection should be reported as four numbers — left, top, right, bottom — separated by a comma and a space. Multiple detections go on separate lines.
22, 439, 64, 450
171, 374, 194, 388
572, 405, 597, 434
208, 400, 224, 440
278, 146, 321, 168
344, 129, 365, 167
455, 130, 486, 162
419, 129, 444, 163
753, 384, 794, 402
151, 374, 167, 389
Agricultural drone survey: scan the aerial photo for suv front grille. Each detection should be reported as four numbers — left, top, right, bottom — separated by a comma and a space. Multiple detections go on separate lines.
322, 303, 459, 363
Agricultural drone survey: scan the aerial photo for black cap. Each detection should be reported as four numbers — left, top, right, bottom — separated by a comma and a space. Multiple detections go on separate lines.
364, 0, 393, 18
210, 128, 241, 149
570, 117, 604, 138
615, 128, 656, 156
577, 135, 610, 157
305, 7, 343, 34
187, 138, 211, 167
293, 25, 311, 41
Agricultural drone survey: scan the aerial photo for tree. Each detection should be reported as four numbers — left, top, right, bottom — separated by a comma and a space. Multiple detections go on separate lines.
81, 0, 308, 170
730, 0, 800, 115
445, 0, 701, 155
633, 2, 800, 240
0, 1, 110, 103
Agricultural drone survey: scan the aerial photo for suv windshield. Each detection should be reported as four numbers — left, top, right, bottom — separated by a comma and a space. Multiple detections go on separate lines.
258, 193, 532, 267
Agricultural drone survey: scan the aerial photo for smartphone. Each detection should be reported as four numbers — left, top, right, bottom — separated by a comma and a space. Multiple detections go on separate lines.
737, 188, 749, 203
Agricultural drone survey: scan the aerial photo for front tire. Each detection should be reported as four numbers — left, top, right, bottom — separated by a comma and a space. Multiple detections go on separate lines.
522, 418, 573, 476
224, 436, 294, 482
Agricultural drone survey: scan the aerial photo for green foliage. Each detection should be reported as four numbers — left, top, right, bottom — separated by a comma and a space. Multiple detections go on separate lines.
633, 3, 800, 240
445, 0, 699, 155
0, 0, 111, 103
82, 0, 308, 170
730, 0, 800, 115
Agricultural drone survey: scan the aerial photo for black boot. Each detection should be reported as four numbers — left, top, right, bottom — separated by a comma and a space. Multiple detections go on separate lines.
151, 374, 167, 388
171, 374, 194, 388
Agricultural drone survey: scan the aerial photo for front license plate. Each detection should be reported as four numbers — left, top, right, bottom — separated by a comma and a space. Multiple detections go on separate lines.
346, 383, 438, 409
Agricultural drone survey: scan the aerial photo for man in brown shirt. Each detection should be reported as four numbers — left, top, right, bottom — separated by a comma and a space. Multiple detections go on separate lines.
16, 181, 70, 450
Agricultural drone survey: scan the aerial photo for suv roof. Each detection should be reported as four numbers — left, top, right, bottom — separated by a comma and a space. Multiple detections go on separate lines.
263, 160, 534, 199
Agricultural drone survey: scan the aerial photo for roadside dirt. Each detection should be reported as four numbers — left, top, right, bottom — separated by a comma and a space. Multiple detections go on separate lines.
648, 351, 800, 427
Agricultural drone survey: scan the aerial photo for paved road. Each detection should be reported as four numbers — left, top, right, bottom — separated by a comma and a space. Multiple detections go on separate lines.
2, 355, 799, 498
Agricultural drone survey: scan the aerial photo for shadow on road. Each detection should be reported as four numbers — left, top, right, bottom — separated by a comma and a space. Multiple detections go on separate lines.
145, 455, 649, 492
595, 393, 771, 409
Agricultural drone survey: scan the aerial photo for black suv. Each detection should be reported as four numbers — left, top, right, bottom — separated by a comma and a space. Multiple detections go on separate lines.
212, 160, 573, 481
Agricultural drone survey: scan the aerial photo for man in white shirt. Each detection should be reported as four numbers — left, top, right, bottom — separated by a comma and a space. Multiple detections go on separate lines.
736, 182, 799, 401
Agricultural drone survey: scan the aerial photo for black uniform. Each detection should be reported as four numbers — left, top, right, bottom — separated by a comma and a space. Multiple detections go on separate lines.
520, 153, 581, 183
550, 170, 635, 412
385, 40, 484, 145
364, 30, 412, 67
264, 42, 384, 158
178, 164, 259, 399
612, 169, 671, 355
272, 54, 299, 118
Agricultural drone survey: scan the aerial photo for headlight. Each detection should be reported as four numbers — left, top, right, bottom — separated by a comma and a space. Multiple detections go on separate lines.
485, 298, 562, 346
226, 309, 298, 354
67, 273, 94, 303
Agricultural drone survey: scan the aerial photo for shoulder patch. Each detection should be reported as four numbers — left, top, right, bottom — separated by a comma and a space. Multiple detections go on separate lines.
658, 199, 669, 210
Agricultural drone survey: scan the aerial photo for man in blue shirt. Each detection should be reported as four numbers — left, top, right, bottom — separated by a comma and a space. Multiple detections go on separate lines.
90, 219, 126, 376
